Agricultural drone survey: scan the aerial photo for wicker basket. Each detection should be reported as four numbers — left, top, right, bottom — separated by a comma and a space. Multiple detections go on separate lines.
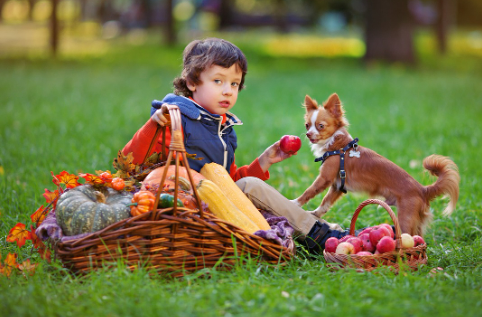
53, 105, 294, 277
323, 199, 428, 272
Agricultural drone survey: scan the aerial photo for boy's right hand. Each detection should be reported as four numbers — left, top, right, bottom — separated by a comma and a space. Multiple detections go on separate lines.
151, 103, 170, 126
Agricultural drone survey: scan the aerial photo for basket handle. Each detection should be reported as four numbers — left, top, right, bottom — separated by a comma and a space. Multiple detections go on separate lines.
349, 199, 402, 249
147, 105, 204, 219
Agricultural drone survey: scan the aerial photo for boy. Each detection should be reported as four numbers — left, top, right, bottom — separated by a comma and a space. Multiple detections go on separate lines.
123, 38, 349, 254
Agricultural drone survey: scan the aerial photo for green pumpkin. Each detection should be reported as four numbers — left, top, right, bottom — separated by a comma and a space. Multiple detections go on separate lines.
56, 185, 133, 236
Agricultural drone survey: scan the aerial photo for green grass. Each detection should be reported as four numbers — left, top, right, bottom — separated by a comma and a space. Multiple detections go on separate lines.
1, 38, 482, 317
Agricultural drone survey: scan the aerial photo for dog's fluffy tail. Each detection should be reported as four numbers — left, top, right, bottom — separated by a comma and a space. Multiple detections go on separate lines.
423, 155, 460, 216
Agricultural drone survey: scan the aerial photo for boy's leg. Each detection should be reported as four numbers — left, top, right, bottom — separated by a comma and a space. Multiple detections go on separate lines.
235, 177, 343, 239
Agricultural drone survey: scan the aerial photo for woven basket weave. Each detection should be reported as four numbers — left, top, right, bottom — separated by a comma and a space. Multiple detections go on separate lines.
323, 199, 428, 272
54, 105, 294, 277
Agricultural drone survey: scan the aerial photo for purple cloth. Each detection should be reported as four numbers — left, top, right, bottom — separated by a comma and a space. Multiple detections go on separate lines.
253, 211, 294, 248
36, 210, 91, 243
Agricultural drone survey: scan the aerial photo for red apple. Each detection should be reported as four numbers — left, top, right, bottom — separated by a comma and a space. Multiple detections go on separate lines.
359, 233, 376, 252
376, 236, 396, 253
339, 235, 354, 243
356, 251, 373, 256
400, 233, 415, 248
347, 237, 363, 254
324, 237, 339, 253
413, 235, 425, 246
369, 227, 390, 246
279, 135, 302, 154
335, 242, 355, 255
379, 223, 394, 238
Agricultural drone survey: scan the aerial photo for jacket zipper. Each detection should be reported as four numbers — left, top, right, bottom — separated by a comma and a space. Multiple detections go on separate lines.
217, 118, 228, 169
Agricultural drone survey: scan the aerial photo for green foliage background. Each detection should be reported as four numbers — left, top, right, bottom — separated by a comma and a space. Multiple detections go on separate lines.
0, 37, 481, 317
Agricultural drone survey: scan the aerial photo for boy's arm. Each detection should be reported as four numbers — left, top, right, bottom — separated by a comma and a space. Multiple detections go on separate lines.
122, 119, 171, 165
229, 156, 270, 182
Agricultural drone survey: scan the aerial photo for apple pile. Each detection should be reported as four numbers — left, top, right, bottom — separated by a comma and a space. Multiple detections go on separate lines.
325, 224, 426, 255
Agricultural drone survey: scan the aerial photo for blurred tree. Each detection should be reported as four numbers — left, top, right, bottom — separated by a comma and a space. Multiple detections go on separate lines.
27, 0, 36, 20
164, 0, 175, 45
50, 0, 59, 56
0, 0, 6, 22
364, 0, 416, 63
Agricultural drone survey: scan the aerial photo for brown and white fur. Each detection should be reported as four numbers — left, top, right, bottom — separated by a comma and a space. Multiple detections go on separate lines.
291, 93, 460, 236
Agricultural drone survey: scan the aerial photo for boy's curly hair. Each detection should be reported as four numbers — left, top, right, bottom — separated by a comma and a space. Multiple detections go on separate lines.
173, 38, 248, 97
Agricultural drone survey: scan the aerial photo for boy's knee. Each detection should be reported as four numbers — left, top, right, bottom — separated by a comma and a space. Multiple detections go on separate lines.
235, 176, 264, 193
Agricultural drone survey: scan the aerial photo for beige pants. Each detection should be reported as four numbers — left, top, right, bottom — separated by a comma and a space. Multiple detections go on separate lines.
235, 177, 343, 239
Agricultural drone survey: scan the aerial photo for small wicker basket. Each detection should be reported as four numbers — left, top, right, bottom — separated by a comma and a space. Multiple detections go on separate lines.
53, 106, 294, 277
323, 199, 428, 272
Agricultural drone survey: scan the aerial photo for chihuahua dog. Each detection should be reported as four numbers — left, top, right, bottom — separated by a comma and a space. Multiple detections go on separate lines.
291, 93, 460, 235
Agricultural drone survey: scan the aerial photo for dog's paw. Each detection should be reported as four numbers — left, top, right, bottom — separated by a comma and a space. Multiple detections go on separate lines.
313, 206, 329, 217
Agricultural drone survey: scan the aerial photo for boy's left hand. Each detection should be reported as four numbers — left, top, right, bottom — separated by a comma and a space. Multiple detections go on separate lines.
258, 141, 296, 172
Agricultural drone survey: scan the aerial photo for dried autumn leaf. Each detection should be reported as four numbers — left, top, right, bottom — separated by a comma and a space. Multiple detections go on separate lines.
1, 253, 18, 277
18, 259, 39, 276
51, 171, 81, 189
31, 205, 48, 226
79, 173, 104, 186
112, 150, 136, 176
7, 223, 32, 248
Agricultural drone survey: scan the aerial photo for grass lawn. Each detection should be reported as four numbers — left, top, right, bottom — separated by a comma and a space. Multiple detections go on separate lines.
0, 35, 481, 317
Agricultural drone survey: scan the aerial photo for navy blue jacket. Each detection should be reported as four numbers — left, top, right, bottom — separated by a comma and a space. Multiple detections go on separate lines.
151, 94, 243, 172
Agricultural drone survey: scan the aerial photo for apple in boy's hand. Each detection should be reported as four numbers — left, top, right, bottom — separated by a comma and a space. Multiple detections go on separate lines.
325, 237, 339, 253
376, 236, 396, 253
335, 242, 355, 255
279, 135, 302, 154
413, 235, 425, 246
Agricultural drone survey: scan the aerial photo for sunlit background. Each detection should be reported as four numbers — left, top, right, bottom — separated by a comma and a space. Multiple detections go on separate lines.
0, 0, 481, 61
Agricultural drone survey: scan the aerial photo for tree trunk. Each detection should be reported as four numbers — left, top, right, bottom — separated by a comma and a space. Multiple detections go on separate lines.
364, 0, 415, 64
435, 0, 451, 54
164, 0, 176, 45
50, 0, 59, 56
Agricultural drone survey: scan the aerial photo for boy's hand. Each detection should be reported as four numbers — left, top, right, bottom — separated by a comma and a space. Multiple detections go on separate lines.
150, 103, 171, 126
258, 141, 296, 173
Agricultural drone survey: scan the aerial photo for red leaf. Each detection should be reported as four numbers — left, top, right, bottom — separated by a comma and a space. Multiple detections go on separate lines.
30, 226, 42, 249
79, 173, 104, 186
31, 205, 48, 226
51, 171, 81, 189
42, 188, 60, 205
1, 253, 18, 277
7, 223, 32, 248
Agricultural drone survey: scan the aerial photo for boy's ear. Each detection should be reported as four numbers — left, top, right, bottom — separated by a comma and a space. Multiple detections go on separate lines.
303, 95, 318, 112
186, 80, 196, 92
323, 93, 344, 119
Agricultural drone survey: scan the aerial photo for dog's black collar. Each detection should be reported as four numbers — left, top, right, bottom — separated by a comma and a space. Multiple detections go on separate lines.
314, 138, 359, 193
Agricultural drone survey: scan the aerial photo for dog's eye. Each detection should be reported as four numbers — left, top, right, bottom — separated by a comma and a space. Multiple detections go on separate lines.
318, 124, 324, 129
305, 123, 309, 130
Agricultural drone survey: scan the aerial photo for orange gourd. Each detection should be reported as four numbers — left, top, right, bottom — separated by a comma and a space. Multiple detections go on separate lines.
141, 165, 205, 192
130, 190, 156, 216
111, 177, 125, 191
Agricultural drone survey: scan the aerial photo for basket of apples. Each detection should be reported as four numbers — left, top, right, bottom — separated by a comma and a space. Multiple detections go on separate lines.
323, 199, 428, 272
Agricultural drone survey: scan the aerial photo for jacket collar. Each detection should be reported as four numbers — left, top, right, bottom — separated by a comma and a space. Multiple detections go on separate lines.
151, 93, 243, 127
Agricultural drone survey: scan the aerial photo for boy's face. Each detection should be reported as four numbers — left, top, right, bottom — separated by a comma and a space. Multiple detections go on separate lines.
188, 64, 242, 116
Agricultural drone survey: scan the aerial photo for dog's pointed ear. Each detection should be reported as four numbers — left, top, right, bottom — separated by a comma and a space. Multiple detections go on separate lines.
303, 95, 318, 111
323, 93, 344, 119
